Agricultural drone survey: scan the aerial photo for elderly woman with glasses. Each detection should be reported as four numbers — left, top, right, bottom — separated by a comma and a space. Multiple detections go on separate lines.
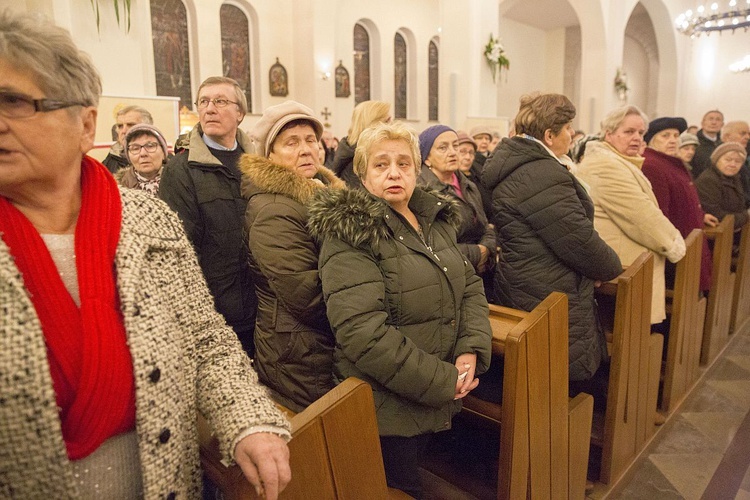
116, 123, 169, 196
0, 12, 290, 499
481, 93, 622, 384
308, 121, 492, 497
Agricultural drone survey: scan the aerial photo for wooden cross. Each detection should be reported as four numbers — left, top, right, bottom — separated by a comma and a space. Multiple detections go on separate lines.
321, 107, 332, 120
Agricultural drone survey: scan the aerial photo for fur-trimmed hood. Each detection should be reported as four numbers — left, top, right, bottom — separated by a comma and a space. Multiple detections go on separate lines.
239, 154, 345, 204
307, 185, 462, 249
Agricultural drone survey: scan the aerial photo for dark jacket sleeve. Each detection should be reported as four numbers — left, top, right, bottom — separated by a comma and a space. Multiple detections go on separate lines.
319, 237, 458, 408
247, 199, 329, 330
454, 247, 493, 376
159, 154, 203, 249
518, 160, 622, 281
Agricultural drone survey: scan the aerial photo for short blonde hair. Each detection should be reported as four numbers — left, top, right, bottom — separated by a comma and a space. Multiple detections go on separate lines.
354, 121, 421, 179
348, 100, 391, 144
600, 105, 649, 136
0, 11, 101, 107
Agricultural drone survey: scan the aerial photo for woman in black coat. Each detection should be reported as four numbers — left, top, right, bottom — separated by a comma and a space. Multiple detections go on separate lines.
417, 124, 498, 300
481, 93, 622, 382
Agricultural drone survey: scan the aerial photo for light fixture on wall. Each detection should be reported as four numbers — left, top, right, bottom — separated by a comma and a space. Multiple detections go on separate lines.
729, 54, 750, 72
675, 1, 750, 37
321, 71, 331, 81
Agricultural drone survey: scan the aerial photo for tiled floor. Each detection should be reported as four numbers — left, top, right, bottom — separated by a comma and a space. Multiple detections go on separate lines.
609, 324, 750, 499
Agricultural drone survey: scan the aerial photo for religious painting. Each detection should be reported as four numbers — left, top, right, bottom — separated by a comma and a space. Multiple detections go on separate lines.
220, 4, 252, 111
353, 23, 370, 105
394, 33, 407, 119
269, 58, 288, 97
151, 0, 192, 109
335, 61, 351, 98
428, 39, 439, 121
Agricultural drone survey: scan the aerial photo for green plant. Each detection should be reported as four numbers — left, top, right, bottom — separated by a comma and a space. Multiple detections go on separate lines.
89, 0, 131, 33
484, 34, 510, 83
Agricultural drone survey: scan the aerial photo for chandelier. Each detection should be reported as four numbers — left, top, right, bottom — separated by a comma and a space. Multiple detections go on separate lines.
675, 1, 750, 37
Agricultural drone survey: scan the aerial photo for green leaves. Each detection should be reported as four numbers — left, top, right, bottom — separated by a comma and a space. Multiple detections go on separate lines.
89, 0, 131, 33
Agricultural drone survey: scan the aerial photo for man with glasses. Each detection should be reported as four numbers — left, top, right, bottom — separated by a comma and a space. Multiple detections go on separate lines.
160, 76, 258, 356
102, 105, 154, 174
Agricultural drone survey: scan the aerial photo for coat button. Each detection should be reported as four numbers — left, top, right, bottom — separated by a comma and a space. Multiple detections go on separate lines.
149, 368, 161, 383
398, 235, 404, 240
443, 267, 448, 272
437, 202, 442, 206
166, 492, 176, 500
159, 428, 171, 444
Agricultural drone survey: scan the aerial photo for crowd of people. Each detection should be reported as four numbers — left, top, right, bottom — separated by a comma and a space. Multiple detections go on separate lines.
3, 9, 750, 499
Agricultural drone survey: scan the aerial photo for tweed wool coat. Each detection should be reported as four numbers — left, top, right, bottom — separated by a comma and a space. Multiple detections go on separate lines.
482, 137, 622, 381
576, 141, 685, 324
307, 187, 493, 437
240, 155, 345, 412
0, 188, 289, 499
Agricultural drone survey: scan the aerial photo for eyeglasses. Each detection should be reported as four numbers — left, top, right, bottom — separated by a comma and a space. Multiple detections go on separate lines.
128, 142, 160, 155
195, 97, 239, 109
0, 91, 85, 119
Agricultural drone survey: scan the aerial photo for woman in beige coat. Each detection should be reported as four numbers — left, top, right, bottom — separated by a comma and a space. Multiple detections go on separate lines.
576, 105, 685, 324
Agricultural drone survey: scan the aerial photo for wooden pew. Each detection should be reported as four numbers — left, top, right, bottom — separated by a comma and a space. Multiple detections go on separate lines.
199, 377, 407, 499
454, 292, 593, 499
702, 215, 736, 365
661, 229, 707, 413
731, 221, 750, 336
594, 251, 663, 485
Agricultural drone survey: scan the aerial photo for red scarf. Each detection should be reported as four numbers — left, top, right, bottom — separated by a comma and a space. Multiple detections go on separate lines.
0, 156, 136, 460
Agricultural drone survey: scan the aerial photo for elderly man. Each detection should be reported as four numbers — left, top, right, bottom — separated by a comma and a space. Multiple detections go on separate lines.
721, 121, 750, 203
160, 76, 258, 356
102, 105, 154, 173
691, 109, 724, 178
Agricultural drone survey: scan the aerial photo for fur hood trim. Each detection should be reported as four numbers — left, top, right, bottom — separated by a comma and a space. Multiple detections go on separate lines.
307, 186, 461, 249
239, 154, 345, 204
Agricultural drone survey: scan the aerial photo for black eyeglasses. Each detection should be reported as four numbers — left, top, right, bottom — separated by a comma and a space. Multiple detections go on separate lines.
127, 142, 160, 155
0, 91, 85, 119
195, 97, 239, 109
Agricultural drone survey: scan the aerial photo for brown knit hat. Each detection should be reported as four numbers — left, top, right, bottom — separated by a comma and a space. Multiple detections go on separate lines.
711, 141, 747, 165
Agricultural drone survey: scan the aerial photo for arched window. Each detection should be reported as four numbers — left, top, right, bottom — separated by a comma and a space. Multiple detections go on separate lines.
394, 32, 407, 119
220, 4, 252, 111
428, 38, 439, 121
353, 23, 371, 104
151, 0, 192, 108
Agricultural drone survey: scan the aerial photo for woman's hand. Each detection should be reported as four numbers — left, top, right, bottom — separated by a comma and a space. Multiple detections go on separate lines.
477, 245, 489, 273
234, 433, 291, 499
454, 353, 479, 399
704, 213, 719, 227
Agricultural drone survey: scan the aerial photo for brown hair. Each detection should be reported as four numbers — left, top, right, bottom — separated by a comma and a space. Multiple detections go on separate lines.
514, 92, 576, 140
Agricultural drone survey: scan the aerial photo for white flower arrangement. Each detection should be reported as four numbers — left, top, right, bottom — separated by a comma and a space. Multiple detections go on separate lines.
614, 67, 629, 101
484, 34, 510, 84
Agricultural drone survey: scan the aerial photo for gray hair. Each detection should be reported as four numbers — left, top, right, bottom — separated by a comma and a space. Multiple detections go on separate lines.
600, 105, 649, 135
0, 11, 102, 107
197, 76, 248, 115
117, 105, 154, 124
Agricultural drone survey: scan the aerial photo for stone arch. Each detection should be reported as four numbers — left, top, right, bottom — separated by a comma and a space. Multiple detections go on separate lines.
634, 0, 679, 115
